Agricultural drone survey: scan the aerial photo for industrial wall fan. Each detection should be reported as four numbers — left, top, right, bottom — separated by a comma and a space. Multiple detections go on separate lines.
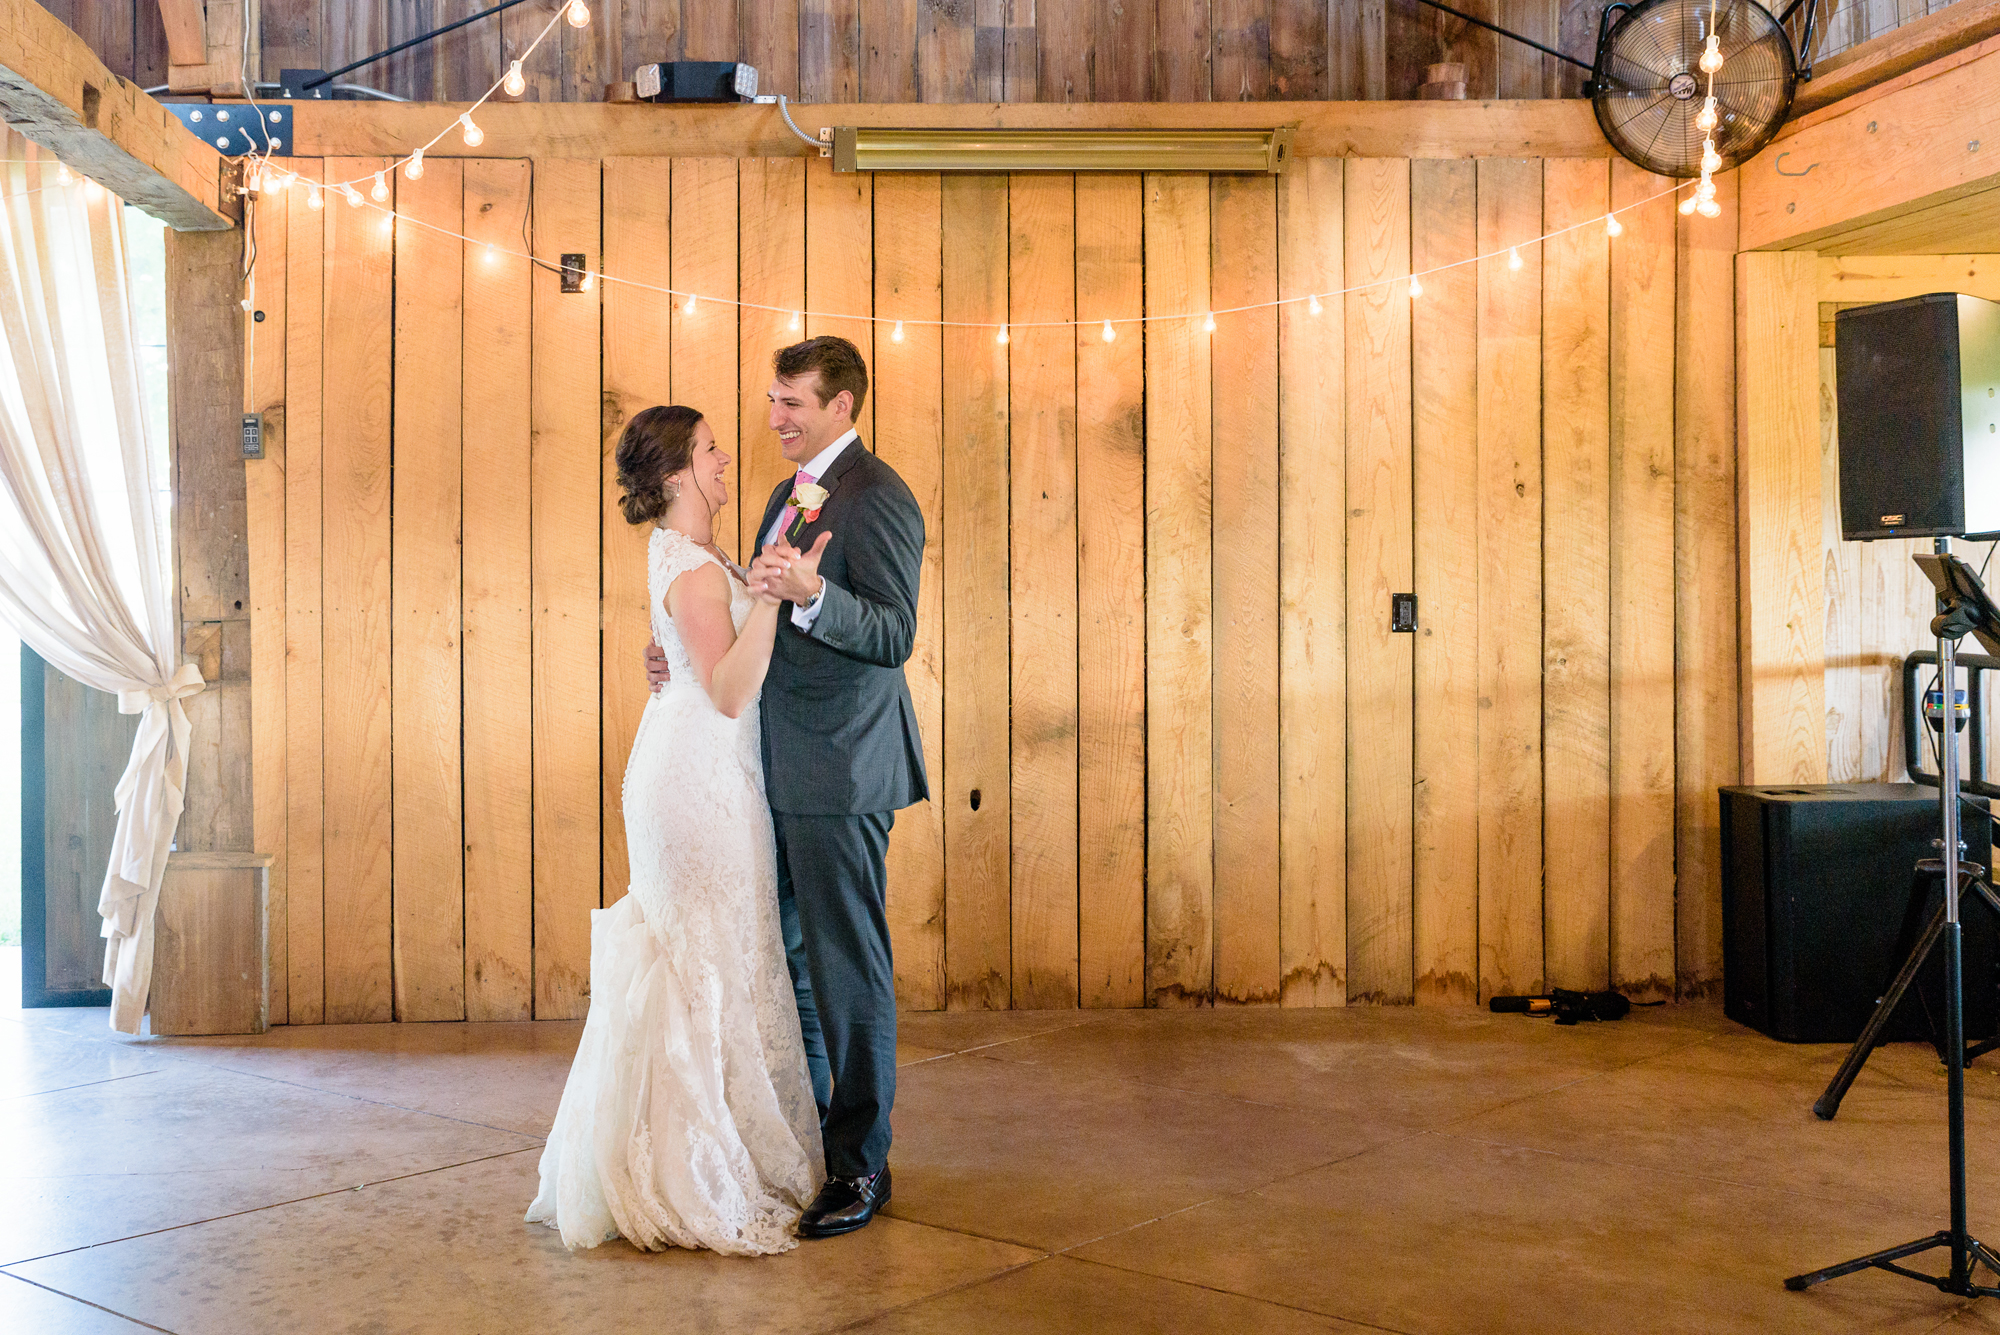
1586, 0, 1816, 177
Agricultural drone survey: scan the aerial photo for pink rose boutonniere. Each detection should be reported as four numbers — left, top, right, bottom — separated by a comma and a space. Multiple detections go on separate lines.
786, 481, 829, 540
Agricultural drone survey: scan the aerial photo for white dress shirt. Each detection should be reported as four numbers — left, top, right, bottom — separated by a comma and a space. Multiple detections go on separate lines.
762, 429, 857, 631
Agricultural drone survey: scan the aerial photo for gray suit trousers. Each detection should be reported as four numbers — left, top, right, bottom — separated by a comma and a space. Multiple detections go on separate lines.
773, 809, 896, 1180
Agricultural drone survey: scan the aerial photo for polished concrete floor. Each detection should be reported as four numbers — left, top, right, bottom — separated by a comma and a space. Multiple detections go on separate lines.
11, 971, 2000, 1334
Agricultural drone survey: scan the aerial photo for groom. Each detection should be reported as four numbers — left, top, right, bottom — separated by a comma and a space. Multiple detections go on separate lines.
647, 335, 927, 1238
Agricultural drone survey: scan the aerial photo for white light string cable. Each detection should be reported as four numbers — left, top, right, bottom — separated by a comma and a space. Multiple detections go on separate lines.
317, 171, 1705, 340
239, 0, 583, 201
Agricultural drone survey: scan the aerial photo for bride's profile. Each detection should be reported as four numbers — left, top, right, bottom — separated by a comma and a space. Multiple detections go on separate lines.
526, 404, 824, 1255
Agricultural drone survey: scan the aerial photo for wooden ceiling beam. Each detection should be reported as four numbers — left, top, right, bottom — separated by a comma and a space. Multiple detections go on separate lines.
0, 0, 232, 230
1791, 0, 2000, 123
286, 98, 1611, 162
1740, 38, 2000, 252
157, 0, 208, 67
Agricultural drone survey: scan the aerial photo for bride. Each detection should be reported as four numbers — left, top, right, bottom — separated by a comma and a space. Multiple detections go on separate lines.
526, 405, 824, 1255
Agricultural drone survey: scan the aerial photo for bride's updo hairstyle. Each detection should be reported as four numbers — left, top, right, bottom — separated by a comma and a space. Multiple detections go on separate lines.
616, 405, 704, 526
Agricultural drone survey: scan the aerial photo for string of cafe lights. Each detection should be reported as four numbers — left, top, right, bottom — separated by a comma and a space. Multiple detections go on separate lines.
260, 168, 1706, 345
266, 169, 1704, 343
7, 0, 1726, 340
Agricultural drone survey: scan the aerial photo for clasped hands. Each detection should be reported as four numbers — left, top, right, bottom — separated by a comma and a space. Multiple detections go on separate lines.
747, 531, 832, 607
645, 531, 832, 691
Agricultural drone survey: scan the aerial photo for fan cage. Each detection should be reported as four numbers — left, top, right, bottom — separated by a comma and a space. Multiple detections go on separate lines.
1591, 0, 1797, 180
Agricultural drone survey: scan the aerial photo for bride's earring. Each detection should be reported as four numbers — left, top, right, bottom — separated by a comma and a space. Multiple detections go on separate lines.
666, 478, 682, 502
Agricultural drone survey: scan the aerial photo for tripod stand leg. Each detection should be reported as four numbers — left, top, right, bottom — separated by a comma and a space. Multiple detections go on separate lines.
1954, 879, 2000, 1062
1816, 899, 1949, 1120
1786, 1232, 1951, 1291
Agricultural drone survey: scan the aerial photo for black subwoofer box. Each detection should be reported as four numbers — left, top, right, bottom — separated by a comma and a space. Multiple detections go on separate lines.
1721, 783, 1998, 1043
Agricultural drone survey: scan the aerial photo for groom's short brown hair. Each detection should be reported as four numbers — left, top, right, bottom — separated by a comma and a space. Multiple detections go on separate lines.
774, 336, 868, 418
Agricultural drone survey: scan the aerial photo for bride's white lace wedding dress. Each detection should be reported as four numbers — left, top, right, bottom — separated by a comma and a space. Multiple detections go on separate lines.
526, 525, 824, 1256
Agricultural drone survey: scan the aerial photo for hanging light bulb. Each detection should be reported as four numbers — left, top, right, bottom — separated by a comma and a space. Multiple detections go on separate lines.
405, 147, 425, 181
565, 0, 590, 26
485, 243, 499, 263
1695, 96, 1719, 133
342, 183, 363, 207
503, 60, 527, 97
1605, 213, 1623, 237
1409, 274, 1424, 298
83, 178, 104, 203
458, 114, 484, 148
1101, 320, 1116, 342
1701, 141, 1722, 174
1679, 194, 1700, 216
581, 270, 596, 292
682, 293, 696, 315
381, 213, 394, 237
788, 311, 802, 331
890, 320, 905, 343
1202, 312, 1217, 332
1697, 177, 1718, 203
996, 325, 1009, 345
1507, 246, 1523, 271
1697, 198, 1722, 218
1699, 32, 1725, 74
306, 183, 324, 210
55, 161, 73, 186
1307, 293, 1323, 316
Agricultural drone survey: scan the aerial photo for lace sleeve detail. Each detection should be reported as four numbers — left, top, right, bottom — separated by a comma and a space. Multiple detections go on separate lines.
648, 528, 730, 668
650, 527, 722, 591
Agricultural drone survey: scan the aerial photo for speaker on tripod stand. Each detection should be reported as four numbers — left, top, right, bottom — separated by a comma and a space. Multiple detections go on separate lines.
1786, 293, 2000, 1300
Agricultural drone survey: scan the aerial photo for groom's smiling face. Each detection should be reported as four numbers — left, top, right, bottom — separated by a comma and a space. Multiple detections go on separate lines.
768, 371, 854, 465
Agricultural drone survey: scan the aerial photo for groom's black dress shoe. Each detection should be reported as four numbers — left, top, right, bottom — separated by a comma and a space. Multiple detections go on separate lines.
799, 1167, 891, 1239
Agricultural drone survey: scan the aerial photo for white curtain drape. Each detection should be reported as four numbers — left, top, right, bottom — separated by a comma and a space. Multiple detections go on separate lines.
0, 129, 201, 1033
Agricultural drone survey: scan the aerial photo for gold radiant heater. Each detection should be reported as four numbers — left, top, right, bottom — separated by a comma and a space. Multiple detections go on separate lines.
828, 126, 1295, 174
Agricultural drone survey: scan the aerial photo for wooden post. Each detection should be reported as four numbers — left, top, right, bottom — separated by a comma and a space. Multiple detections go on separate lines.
1735, 250, 1827, 786
169, 226, 255, 857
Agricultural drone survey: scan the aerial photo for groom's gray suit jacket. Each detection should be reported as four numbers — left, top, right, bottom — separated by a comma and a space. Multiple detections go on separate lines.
756, 437, 929, 815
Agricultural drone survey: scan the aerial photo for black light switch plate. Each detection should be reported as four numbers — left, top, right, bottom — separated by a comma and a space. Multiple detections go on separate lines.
1391, 592, 1417, 633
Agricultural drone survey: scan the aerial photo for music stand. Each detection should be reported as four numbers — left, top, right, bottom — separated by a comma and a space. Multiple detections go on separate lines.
1788, 541, 2000, 1299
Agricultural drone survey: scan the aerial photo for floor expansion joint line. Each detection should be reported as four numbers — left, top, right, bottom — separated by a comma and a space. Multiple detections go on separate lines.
16, 1028, 555, 1141
0, 1269, 182, 1334
1, 1145, 544, 1270
1429, 1126, 1977, 1223
133, 1053, 556, 1140
1056, 1253, 1425, 1335
812, 1252, 1053, 1335
1046, 1129, 1436, 1258
940, 1019, 1103, 1059
6, 1070, 164, 1102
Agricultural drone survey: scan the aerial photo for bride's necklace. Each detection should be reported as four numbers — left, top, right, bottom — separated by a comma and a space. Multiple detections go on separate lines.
671, 525, 748, 584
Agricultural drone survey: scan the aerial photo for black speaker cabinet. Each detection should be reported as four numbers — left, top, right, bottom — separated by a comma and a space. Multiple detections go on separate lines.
1722, 783, 1997, 1043
1834, 293, 2000, 542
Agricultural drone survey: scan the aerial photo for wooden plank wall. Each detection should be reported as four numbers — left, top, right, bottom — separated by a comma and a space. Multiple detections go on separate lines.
58, 0, 1609, 103
252, 153, 1749, 1022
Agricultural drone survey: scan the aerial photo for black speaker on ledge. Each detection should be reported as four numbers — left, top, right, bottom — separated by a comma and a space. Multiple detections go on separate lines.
1721, 783, 1997, 1043
1833, 293, 2000, 543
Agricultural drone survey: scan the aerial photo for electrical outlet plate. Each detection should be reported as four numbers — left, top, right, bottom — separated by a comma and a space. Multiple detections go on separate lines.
1391, 592, 1418, 633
